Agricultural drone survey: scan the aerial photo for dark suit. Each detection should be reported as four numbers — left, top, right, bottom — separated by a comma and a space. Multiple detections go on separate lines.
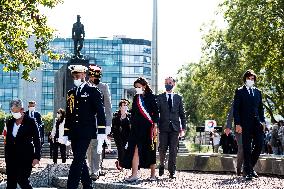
25, 110, 44, 145
65, 83, 106, 189
157, 92, 186, 174
233, 85, 265, 175
5, 114, 41, 189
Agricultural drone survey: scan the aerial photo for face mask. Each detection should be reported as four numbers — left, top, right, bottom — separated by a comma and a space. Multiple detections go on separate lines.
56, 113, 61, 118
246, 80, 254, 88
12, 112, 22, 119
93, 79, 100, 85
74, 79, 83, 87
165, 84, 173, 91
135, 87, 143, 94
28, 107, 35, 112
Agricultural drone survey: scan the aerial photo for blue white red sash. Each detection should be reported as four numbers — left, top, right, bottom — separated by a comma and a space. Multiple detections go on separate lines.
137, 94, 153, 125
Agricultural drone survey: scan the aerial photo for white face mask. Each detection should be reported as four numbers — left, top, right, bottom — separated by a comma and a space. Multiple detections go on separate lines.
11, 112, 22, 119
74, 79, 83, 87
56, 113, 61, 118
246, 80, 254, 88
28, 107, 35, 112
135, 87, 143, 94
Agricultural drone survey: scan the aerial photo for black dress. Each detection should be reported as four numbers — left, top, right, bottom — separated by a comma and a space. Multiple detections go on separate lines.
123, 93, 159, 169
112, 111, 131, 166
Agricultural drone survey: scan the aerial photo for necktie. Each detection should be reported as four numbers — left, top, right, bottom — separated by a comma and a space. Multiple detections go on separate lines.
249, 88, 253, 96
76, 86, 81, 96
31, 111, 34, 118
168, 94, 172, 111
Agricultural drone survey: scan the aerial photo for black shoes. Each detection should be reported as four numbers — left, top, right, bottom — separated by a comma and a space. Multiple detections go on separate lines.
245, 174, 253, 181
169, 172, 176, 179
252, 170, 258, 178
159, 165, 165, 176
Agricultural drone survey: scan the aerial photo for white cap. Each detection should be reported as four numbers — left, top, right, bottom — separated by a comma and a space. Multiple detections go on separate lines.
68, 65, 88, 73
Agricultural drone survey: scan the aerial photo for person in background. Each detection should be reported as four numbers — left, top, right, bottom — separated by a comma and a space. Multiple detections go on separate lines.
26, 101, 44, 146
212, 129, 221, 153
111, 99, 131, 170
270, 124, 281, 155
50, 108, 67, 164
5, 99, 40, 189
87, 64, 112, 180
277, 120, 284, 155
123, 77, 159, 182
157, 76, 186, 179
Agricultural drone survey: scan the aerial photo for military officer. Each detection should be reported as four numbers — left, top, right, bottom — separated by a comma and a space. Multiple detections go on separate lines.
65, 65, 106, 189
87, 65, 112, 180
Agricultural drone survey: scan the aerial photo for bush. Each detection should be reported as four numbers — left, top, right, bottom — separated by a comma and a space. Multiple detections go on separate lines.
0, 110, 6, 134
42, 112, 54, 134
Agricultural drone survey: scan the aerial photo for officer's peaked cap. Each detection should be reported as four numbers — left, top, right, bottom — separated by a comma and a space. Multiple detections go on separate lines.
68, 65, 88, 73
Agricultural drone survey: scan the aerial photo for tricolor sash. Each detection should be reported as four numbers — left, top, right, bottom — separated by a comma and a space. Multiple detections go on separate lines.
137, 95, 157, 150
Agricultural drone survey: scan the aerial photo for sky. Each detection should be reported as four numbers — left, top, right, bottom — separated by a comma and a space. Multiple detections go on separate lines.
42, 0, 224, 90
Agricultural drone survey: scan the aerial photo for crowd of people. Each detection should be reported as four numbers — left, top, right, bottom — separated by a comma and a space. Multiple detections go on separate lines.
3, 64, 187, 189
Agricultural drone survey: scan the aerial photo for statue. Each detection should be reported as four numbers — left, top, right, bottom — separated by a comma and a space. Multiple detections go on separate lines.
72, 15, 85, 58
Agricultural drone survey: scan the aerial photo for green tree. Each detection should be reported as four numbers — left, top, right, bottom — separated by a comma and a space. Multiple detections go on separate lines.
42, 112, 53, 134
0, 0, 62, 80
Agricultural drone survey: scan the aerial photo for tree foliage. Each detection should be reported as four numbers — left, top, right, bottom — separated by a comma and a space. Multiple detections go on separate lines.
177, 0, 284, 127
42, 112, 53, 134
0, 0, 62, 80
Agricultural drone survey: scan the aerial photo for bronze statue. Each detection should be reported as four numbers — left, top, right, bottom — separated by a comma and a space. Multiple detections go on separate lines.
72, 15, 85, 58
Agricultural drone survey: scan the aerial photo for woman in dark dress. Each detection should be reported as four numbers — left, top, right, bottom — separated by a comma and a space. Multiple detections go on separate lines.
111, 99, 131, 170
124, 77, 159, 182
5, 99, 41, 189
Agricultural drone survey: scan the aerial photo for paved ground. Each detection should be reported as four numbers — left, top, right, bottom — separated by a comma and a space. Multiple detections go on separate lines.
0, 158, 283, 189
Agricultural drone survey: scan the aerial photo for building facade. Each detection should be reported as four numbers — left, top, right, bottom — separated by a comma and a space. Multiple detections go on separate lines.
0, 37, 153, 114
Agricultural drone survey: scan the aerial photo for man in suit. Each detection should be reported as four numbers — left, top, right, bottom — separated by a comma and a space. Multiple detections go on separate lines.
26, 101, 44, 145
157, 76, 186, 179
5, 99, 41, 189
65, 65, 106, 189
225, 100, 244, 176
87, 65, 112, 180
233, 69, 265, 181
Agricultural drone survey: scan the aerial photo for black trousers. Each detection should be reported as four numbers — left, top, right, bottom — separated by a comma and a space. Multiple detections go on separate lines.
67, 138, 92, 189
242, 121, 264, 175
159, 131, 179, 173
6, 161, 33, 189
114, 138, 127, 166
53, 141, 67, 164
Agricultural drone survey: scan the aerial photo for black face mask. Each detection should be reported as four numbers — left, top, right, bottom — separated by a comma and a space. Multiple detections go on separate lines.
92, 79, 100, 85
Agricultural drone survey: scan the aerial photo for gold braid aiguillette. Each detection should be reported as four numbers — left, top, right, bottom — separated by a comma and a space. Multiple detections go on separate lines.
67, 94, 75, 113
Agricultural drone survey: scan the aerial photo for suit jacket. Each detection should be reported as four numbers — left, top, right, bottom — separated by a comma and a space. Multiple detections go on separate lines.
157, 92, 186, 132
5, 114, 41, 166
233, 85, 265, 129
25, 110, 43, 128
65, 83, 106, 140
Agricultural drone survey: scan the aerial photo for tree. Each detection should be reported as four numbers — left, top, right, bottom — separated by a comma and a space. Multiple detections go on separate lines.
177, 0, 284, 127
42, 112, 53, 134
0, 0, 62, 80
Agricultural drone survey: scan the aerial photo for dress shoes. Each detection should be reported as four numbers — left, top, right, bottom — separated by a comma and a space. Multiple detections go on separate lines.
125, 176, 138, 183
245, 174, 253, 181
90, 173, 99, 181
169, 172, 176, 179
159, 165, 165, 176
252, 170, 258, 178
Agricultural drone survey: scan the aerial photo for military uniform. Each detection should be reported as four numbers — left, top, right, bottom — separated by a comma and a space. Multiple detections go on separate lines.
65, 73, 106, 189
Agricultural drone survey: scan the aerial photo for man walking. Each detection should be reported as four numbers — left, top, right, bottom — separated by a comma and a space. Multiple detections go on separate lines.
233, 69, 265, 180
157, 76, 186, 179
87, 65, 112, 180
65, 65, 106, 189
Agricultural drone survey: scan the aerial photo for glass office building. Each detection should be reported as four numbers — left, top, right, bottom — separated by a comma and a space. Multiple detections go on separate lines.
0, 37, 152, 114
41, 37, 152, 114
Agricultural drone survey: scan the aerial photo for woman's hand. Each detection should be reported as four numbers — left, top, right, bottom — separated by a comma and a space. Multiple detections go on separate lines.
32, 159, 39, 167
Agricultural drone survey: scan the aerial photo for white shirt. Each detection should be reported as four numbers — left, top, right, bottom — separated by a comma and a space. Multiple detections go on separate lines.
29, 110, 34, 118
245, 86, 255, 96
213, 133, 221, 145
76, 81, 87, 95
166, 92, 175, 106
12, 122, 21, 137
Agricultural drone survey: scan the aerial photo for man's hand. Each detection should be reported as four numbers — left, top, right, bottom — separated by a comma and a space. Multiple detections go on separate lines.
179, 130, 185, 137
225, 128, 231, 136
235, 125, 242, 134
97, 134, 107, 154
32, 159, 39, 167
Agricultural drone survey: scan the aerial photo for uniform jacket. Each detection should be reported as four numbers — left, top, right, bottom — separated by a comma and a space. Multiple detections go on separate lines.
89, 82, 112, 127
25, 110, 43, 128
5, 114, 41, 164
157, 92, 186, 132
65, 83, 106, 140
233, 85, 265, 129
